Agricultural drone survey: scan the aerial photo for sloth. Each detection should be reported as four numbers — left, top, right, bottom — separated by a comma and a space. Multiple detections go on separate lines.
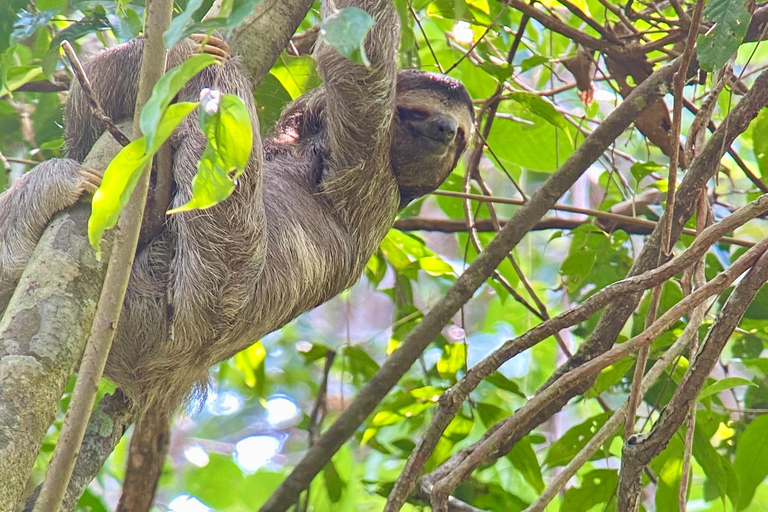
0, 0, 473, 413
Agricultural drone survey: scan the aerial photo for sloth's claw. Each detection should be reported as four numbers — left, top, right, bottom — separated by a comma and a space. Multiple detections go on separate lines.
79, 167, 104, 195
189, 34, 231, 62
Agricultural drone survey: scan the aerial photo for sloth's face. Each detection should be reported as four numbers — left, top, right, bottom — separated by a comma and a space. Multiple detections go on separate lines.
390, 71, 473, 208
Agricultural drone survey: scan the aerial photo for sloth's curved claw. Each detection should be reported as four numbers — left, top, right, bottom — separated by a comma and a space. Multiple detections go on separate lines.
189, 34, 231, 62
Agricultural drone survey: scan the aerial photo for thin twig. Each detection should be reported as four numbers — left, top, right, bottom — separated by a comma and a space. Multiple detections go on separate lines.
61, 41, 130, 148
624, 0, 704, 441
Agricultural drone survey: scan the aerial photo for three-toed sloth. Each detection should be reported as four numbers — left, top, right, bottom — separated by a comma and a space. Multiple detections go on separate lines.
0, 0, 473, 412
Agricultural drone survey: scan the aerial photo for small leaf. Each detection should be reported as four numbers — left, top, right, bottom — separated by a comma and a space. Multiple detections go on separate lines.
585, 356, 634, 398
168, 92, 253, 213
323, 461, 346, 503
508, 438, 544, 493
164, 0, 264, 49
163, 0, 204, 49
561, 469, 619, 512
545, 413, 611, 467
234, 341, 267, 396
419, 256, 454, 276
140, 53, 216, 150
520, 54, 549, 72
698, 377, 756, 401
485, 372, 526, 398
754, 109, 768, 179
696, 0, 751, 71
507, 91, 567, 130
436, 343, 466, 380
734, 415, 768, 510
630, 160, 664, 184
11, 9, 57, 44
89, 102, 197, 255
320, 7, 374, 66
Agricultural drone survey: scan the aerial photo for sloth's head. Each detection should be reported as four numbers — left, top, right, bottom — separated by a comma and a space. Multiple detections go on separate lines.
391, 70, 474, 208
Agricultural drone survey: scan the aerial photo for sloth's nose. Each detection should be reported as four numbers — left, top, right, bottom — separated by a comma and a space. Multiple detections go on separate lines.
426, 114, 458, 145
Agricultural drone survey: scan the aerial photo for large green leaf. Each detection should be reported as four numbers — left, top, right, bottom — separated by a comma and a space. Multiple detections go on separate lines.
754, 109, 768, 179
320, 7, 374, 66
734, 414, 768, 510
168, 91, 253, 213
696, 0, 751, 71
140, 53, 216, 150
89, 101, 197, 255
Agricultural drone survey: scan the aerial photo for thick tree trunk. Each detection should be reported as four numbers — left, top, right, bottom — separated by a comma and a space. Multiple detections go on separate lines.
0, 131, 122, 512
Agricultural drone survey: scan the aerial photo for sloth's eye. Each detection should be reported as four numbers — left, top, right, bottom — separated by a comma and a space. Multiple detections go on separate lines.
398, 108, 430, 121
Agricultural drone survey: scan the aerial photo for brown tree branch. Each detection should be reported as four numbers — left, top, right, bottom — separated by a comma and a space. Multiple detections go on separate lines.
624, 0, 704, 444
429, 237, 768, 511
618, 249, 768, 510
61, 41, 130, 148
393, 216, 754, 247
0, 127, 124, 511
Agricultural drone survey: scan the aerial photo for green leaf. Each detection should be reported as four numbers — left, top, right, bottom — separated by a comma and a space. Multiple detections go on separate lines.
168, 92, 253, 213
88, 138, 149, 254
520, 54, 549, 73
560, 469, 618, 512
345, 345, 380, 380
49, 7, 111, 50
436, 343, 466, 380
630, 160, 664, 184
140, 53, 216, 151
734, 414, 768, 510
164, 0, 264, 49
323, 460, 346, 503
755, 110, 768, 179
488, 116, 574, 172
699, 377, 756, 401
485, 372, 526, 398
11, 9, 57, 44
508, 438, 544, 493
163, 0, 205, 49
545, 413, 611, 467
88, 101, 197, 255
696, 0, 751, 72
507, 91, 567, 130
744, 284, 768, 319
693, 422, 739, 509
585, 356, 633, 398
320, 7, 374, 66
419, 256, 454, 276
560, 250, 597, 292
234, 341, 267, 397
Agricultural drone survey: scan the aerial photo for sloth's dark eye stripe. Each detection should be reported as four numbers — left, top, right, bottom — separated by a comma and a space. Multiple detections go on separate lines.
397, 107, 430, 121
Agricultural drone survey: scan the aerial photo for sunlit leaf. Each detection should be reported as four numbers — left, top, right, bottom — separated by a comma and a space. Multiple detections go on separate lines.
734, 414, 768, 510
168, 92, 253, 213
140, 53, 216, 151
320, 7, 374, 66
699, 377, 756, 401
696, 0, 751, 71
436, 343, 466, 380
561, 469, 618, 512
88, 102, 197, 255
